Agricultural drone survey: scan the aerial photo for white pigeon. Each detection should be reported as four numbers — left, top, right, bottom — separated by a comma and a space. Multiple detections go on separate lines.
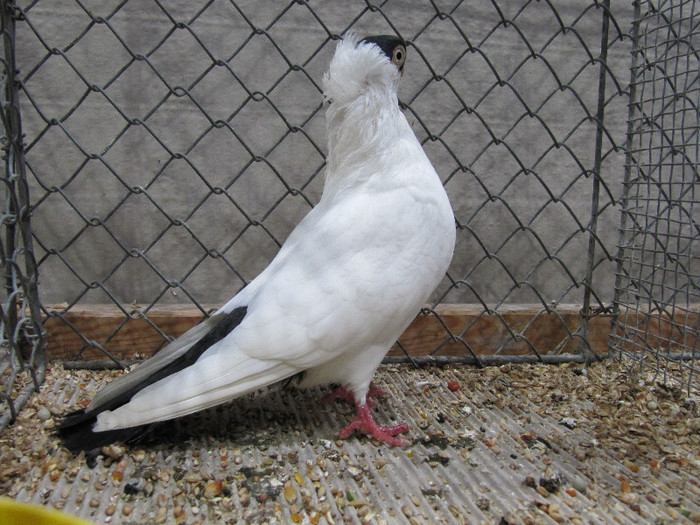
59, 34, 455, 450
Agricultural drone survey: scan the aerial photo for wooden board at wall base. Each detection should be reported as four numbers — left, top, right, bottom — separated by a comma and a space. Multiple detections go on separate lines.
396, 304, 613, 358
42, 304, 615, 363
43, 304, 216, 362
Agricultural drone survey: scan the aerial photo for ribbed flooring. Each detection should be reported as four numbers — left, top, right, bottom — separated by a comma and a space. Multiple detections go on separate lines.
1, 361, 698, 524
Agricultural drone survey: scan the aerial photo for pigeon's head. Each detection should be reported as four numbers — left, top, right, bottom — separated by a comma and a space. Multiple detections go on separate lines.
323, 33, 407, 106
360, 35, 407, 75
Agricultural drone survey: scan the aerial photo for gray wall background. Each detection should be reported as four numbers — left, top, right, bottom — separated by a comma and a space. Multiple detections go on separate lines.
15, 0, 633, 312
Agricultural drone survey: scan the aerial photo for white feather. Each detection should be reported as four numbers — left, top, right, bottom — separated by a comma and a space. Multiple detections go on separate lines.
91, 35, 455, 432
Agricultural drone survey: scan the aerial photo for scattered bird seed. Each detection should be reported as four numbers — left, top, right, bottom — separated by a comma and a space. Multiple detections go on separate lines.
36, 406, 52, 421
1, 362, 696, 525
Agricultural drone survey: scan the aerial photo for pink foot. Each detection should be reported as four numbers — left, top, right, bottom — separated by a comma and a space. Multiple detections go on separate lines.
338, 403, 410, 447
324, 386, 409, 446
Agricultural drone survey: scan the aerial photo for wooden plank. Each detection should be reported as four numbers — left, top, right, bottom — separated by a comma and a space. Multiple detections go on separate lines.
43, 303, 615, 362
394, 304, 612, 357
43, 304, 215, 362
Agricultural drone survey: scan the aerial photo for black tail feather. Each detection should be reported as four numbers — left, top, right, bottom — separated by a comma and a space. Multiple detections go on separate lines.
57, 409, 155, 453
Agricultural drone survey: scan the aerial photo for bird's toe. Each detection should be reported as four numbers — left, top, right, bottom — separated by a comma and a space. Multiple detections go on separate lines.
337, 402, 409, 447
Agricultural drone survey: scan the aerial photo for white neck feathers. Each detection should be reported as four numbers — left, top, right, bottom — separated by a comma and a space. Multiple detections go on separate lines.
321, 35, 406, 198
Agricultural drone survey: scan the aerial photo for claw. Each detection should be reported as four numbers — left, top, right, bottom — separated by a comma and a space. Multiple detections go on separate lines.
326, 386, 410, 446
338, 403, 409, 446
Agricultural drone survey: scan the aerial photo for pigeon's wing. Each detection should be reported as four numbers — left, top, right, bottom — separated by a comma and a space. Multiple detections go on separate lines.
87, 310, 231, 412
68, 198, 362, 432
92, 329, 299, 431
80, 201, 335, 420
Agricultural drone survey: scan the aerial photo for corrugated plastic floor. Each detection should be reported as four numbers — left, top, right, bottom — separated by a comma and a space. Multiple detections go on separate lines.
1, 361, 699, 524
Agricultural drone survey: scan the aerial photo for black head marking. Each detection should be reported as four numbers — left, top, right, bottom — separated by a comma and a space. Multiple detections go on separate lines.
361, 35, 407, 72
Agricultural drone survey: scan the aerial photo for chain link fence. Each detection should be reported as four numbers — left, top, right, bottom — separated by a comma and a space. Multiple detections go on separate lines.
0, 1, 45, 433
0, 0, 697, 429
611, 0, 699, 394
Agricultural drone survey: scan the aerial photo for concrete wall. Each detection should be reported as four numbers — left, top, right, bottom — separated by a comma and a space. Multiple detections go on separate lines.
16, 0, 634, 310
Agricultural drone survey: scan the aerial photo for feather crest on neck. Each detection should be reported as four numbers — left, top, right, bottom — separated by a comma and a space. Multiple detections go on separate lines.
321, 34, 406, 199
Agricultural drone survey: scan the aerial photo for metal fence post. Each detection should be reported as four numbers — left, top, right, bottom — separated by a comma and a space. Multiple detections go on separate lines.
0, 0, 46, 432
578, 0, 615, 361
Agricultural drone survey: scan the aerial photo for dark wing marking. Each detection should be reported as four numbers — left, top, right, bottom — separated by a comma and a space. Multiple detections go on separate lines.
58, 306, 247, 452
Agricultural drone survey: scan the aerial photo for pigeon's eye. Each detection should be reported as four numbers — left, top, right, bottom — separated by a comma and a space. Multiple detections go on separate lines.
392, 45, 406, 69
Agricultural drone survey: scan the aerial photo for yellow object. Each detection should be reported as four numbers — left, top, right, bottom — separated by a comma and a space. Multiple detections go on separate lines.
0, 498, 93, 525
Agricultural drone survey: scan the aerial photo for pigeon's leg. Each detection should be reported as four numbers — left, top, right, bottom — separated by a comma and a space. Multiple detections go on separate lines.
323, 384, 408, 445
337, 401, 409, 447
322, 385, 354, 404
323, 384, 388, 407
366, 385, 390, 398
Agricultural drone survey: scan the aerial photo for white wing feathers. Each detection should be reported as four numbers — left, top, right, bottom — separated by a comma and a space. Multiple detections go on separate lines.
87, 312, 223, 412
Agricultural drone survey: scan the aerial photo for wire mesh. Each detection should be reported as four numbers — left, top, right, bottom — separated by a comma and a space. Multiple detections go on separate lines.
7, 0, 636, 369
0, 0, 45, 433
611, 0, 699, 393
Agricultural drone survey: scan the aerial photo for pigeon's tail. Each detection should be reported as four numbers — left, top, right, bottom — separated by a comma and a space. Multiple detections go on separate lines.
57, 409, 152, 453
57, 306, 249, 452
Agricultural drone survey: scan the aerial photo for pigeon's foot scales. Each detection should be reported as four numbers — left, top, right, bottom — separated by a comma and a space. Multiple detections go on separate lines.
325, 386, 409, 446
338, 403, 409, 446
